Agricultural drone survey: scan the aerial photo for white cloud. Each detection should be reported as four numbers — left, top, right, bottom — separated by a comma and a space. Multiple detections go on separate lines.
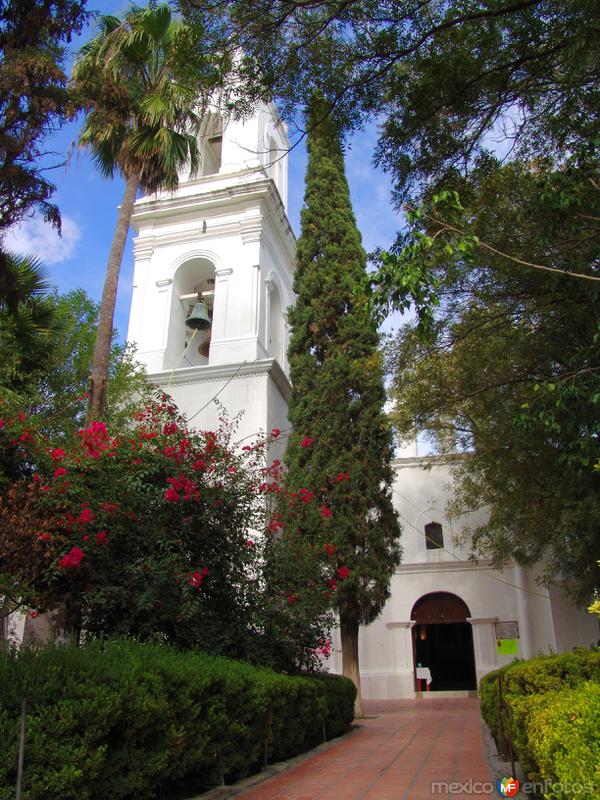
4, 215, 81, 264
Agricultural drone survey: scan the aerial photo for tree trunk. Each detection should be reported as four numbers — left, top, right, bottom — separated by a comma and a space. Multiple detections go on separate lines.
340, 612, 364, 717
86, 170, 140, 425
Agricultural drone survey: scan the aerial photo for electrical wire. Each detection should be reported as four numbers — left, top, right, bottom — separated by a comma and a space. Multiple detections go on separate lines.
393, 490, 551, 600
166, 329, 199, 388
186, 359, 258, 424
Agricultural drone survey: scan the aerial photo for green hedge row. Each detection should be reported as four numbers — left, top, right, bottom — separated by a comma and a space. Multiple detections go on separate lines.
0, 640, 356, 800
479, 650, 600, 799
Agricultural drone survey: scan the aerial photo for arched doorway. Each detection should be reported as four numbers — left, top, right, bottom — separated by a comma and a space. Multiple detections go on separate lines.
411, 592, 477, 691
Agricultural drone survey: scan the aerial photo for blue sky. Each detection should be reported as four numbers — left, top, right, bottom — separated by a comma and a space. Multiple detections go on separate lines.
4, 1, 403, 342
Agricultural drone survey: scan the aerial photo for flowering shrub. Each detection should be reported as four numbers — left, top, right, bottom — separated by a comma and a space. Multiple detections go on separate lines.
0, 396, 330, 666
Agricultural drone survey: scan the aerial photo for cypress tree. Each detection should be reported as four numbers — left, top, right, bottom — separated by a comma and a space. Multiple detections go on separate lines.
284, 98, 401, 715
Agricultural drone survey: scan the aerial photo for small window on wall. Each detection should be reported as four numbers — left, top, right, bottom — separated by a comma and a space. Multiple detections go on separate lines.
425, 522, 444, 550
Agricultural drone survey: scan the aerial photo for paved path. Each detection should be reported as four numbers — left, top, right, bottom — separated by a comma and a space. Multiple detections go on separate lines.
236, 698, 493, 800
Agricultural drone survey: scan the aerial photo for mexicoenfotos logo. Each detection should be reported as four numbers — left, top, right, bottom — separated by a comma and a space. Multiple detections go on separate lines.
496, 777, 520, 797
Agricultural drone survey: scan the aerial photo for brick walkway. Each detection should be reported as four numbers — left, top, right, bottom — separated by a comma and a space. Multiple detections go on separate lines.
236, 698, 493, 800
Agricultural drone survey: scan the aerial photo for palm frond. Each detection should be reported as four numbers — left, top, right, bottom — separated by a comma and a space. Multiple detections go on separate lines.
140, 4, 172, 44
73, 2, 217, 193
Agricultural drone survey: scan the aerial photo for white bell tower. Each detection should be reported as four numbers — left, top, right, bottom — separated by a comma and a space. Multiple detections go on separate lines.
126, 102, 295, 443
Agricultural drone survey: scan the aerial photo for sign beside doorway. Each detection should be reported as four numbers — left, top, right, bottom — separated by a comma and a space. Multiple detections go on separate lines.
496, 638, 519, 655
495, 620, 520, 640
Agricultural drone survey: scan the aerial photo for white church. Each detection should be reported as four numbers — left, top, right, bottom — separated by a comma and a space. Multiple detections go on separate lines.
12, 101, 596, 695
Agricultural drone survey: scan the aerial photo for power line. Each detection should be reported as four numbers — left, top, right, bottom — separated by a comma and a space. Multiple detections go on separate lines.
393, 491, 551, 600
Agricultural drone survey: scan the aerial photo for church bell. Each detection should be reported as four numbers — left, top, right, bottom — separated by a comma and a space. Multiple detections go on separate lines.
185, 298, 211, 331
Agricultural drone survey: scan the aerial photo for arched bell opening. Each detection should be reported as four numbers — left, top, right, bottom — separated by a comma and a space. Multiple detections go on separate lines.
411, 591, 477, 691
267, 280, 283, 365
199, 112, 223, 176
164, 258, 215, 370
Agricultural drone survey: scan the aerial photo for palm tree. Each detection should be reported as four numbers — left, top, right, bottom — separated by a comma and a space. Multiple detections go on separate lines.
72, 4, 206, 423
0, 249, 56, 400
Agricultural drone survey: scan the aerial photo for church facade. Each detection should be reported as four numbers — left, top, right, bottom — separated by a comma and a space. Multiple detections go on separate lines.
126, 101, 598, 698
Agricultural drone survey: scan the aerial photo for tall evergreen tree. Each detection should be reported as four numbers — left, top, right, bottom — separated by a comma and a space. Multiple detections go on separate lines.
284, 98, 401, 715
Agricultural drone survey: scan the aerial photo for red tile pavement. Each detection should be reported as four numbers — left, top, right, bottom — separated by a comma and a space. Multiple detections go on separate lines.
235, 698, 494, 800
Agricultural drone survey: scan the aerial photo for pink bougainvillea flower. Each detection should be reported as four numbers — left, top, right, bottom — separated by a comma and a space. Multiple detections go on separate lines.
95, 531, 108, 545
298, 488, 314, 504
287, 593, 296, 605
36, 532, 52, 543
327, 578, 337, 591
0, 419, 5, 429
324, 542, 336, 557
320, 505, 332, 518
188, 566, 209, 589
90, 421, 107, 436
50, 448, 66, 461
58, 546, 85, 569
101, 501, 119, 514
164, 487, 180, 503
82, 534, 89, 542
271, 428, 281, 438
18, 411, 27, 422
317, 639, 332, 658
30, 610, 39, 619
267, 516, 283, 532
53, 467, 67, 478
163, 422, 178, 436
337, 566, 350, 580
78, 508, 94, 525
299, 436, 314, 448
191, 459, 206, 472
336, 471, 350, 482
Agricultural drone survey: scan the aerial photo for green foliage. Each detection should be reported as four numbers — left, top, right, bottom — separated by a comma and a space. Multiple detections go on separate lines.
309, 672, 356, 738
385, 155, 600, 603
0, 0, 88, 233
479, 650, 600, 785
281, 95, 401, 636
181, 1, 599, 180
527, 682, 600, 800
0, 640, 355, 800
0, 251, 56, 399
71, 3, 220, 193
0, 280, 149, 489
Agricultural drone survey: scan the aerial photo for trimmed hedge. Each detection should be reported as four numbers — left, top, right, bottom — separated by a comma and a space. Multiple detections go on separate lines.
479, 650, 600, 796
526, 682, 600, 800
0, 640, 356, 800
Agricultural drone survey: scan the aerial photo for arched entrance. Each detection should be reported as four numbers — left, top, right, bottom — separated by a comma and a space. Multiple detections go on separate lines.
411, 592, 477, 691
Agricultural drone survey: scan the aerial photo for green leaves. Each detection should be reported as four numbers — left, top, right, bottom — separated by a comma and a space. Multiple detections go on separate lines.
385, 155, 600, 604
282, 95, 401, 635
71, 3, 208, 192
